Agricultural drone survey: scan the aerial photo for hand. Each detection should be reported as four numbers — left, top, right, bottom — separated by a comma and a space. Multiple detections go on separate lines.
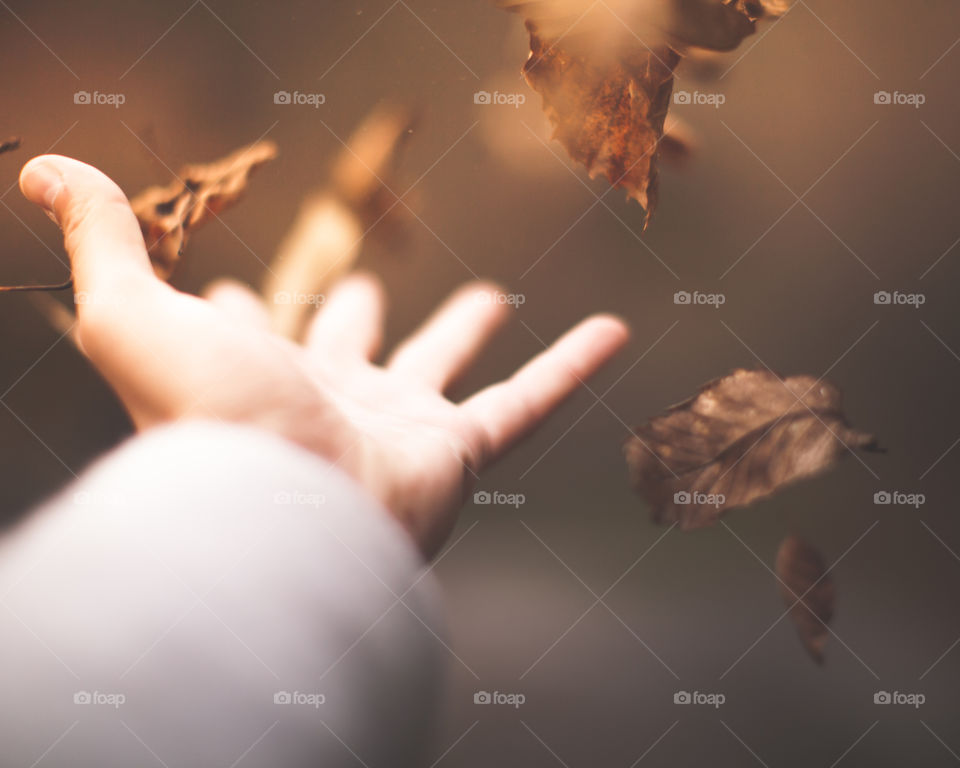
19, 155, 630, 557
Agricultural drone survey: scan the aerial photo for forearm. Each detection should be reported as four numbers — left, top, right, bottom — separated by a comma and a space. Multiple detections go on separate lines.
0, 422, 443, 767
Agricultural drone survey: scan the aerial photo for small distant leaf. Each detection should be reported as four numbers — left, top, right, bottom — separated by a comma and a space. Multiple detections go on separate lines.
776, 535, 834, 663
0, 137, 21, 155
130, 140, 277, 280
624, 369, 881, 530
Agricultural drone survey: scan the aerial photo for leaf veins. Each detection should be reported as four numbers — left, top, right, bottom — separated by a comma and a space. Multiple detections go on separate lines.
523, 21, 679, 226
499, 0, 795, 225
624, 369, 881, 530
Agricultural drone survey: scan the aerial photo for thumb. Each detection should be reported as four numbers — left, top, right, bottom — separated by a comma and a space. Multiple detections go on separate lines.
19, 155, 157, 298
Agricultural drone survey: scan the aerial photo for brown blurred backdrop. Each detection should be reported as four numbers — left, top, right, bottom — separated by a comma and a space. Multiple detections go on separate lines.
1, 0, 959, 765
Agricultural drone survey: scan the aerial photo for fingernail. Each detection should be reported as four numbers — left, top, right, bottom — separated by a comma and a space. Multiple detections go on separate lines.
21, 161, 64, 220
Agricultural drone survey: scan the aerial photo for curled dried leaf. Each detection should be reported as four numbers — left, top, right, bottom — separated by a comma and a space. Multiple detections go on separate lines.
502, 0, 758, 225
524, 21, 679, 224
264, 106, 414, 340
329, 105, 415, 220
624, 369, 881, 530
0, 137, 21, 155
266, 197, 363, 339
776, 535, 834, 663
130, 140, 277, 280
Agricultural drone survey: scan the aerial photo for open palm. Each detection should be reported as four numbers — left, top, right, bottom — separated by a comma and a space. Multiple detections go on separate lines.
20, 155, 629, 557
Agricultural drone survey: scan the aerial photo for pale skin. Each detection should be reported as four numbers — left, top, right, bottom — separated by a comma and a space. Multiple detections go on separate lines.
19, 155, 630, 558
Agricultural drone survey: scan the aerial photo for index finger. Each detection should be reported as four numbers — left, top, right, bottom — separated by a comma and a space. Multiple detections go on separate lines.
461, 314, 630, 464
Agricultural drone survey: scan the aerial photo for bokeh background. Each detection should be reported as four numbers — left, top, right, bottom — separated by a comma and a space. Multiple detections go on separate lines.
1, 0, 959, 764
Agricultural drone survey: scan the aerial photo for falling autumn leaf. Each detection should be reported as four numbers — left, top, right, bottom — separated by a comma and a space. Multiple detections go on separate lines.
264, 106, 415, 340
624, 369, 881, 530
498, 0, 778, 225
327, 104, 415, 219
522, 22, 679, 224
0, 137, 21, 155
776, 535, 834, 663
130, 140, 277, 280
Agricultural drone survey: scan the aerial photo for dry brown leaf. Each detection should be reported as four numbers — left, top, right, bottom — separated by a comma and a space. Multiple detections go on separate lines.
130, 140, 277, 280
328, 105, 415, 219
524, 22, 679, 224
0, 137, 21, 155
264, 106, 414, 340
265, 198, 363, 339
502, 0, 759, 225
776, 535, 834, 663
624, 369, 881, 530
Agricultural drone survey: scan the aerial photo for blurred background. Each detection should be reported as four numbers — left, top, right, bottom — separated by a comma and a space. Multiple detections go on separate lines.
0, 0, 958, 764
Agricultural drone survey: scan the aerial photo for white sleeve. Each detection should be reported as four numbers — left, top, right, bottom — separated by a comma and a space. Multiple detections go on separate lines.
0, 422, 444, 768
